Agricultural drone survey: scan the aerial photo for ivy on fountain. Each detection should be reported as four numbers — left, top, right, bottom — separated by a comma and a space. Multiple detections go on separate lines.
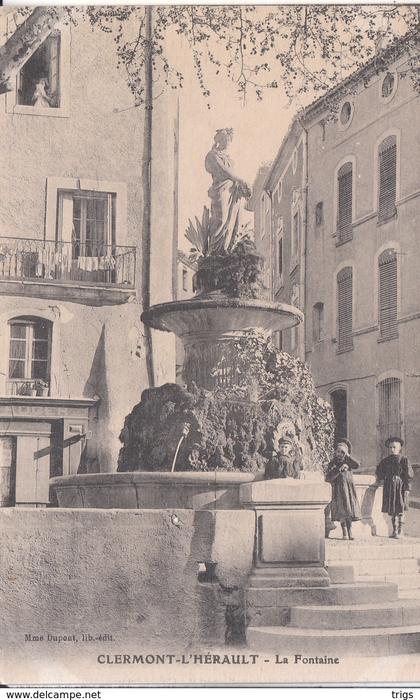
194, 241, 267, 299
118, 330, 335, 474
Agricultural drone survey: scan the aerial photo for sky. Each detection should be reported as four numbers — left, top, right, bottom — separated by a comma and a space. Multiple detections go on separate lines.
174, 45, 297, 252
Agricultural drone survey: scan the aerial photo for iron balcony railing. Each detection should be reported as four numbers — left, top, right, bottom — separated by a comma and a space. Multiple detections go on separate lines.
6, 378, 50, 397
0, 237, 136, 288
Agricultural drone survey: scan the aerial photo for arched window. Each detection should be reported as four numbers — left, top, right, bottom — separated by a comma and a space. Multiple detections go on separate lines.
330, 388, 348, 442
313, 302, 324, 343
7, 316, 52, 396
337, 267, 353, 352
378, 377, 402, 457
378, 249, 398, 340
378, 135, 397, 222
337, 162, 353, 243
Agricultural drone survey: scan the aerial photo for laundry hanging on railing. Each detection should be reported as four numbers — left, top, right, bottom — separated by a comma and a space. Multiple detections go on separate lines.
77, 255, 116, 271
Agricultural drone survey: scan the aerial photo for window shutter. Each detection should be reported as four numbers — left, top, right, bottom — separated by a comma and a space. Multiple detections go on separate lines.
337, 162, 353, 243
337, 267, 353, 351
378, 377, 402, 457
378, 136, 397, 222
48, 33, 61, 104
278, 236, 283, 278
379, 249, 398, 339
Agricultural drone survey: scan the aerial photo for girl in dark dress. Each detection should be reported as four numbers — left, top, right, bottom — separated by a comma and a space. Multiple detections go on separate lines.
376, 437, 413, 538
325, 439, 361, 540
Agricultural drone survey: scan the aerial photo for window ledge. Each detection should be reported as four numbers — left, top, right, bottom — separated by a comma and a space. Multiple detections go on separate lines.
7, 104, 69, 119
335, 231, 354, 247
336, 346, 354, 355
377, 334, 399, 344
377, 211, 397, 226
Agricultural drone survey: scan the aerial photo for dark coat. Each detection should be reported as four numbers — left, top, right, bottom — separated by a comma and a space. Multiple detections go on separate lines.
325, 456, 361, 522
264, 453, 302, 480
376, 454, 413, 516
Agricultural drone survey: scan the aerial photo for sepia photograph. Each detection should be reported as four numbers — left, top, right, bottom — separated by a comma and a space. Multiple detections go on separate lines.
0, 2, 419, 687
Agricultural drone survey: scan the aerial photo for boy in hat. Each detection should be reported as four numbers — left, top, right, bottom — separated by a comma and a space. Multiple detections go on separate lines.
376, 437, 413, 538
264, 436, 304, 480
325, 439, 361, 540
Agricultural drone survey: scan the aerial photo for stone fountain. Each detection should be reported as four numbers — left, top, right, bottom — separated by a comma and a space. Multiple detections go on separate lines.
51, 128, 333, 512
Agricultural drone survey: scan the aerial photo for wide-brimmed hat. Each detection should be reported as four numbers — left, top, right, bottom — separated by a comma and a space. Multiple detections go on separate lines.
385, 436, 404, 447
335, 438, 352, 453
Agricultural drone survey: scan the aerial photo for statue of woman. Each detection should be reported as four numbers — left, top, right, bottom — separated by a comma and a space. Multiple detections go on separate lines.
204, 128, 251, 256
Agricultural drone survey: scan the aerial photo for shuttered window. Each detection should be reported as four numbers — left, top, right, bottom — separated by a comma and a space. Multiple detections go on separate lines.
378, 136, 397, 222
337, 267, 353, 352
378, 377, 402, 458
379, 249, 398, 340
337, 162, 353, 244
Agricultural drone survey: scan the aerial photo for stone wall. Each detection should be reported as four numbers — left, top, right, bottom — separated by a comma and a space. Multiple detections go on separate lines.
0, 507, 255, 680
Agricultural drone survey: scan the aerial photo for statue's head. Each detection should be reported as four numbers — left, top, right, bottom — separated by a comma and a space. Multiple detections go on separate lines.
214, 128, 234, 149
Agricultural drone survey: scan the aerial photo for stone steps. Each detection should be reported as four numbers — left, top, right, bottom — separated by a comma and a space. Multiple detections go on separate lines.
246, 538, 420, 656
246, 624, 420, 656
248, 567, 330, 588
358, 573, 420, 590
246, 581, 399, 608
399, 589, 420, 600
326, 539, 420, 561
289, 600, 420, 629
334, 558, 418, 576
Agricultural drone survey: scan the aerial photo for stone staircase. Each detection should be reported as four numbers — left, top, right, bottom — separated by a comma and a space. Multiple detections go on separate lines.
326, 537, 420, 599
246, 537, 420, 656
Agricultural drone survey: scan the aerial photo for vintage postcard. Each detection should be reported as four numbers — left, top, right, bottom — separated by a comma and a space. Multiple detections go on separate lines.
0, 2, 419, 687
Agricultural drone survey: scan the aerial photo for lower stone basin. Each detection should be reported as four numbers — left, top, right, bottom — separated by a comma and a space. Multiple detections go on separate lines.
50, 471, 264, 510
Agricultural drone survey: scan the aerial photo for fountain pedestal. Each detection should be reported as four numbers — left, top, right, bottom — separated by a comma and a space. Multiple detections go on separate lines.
240, 478, 331, 587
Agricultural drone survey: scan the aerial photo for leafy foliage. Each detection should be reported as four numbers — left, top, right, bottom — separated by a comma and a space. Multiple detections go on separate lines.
81, 6, 419, 108
118, 330, 335, 474
185, 206, 210, 259
194, 245, 265, 298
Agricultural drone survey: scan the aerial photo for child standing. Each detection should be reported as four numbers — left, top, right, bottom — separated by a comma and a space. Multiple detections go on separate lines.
376, 437, 413, 538
264, 437, 304, 480
325, 439, 361, 540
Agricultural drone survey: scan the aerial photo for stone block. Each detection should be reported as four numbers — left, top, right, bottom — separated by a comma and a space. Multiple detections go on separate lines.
246, 605, 290, 627
240, 479, 330, 569
189, 509, 255, 587
258, 509, 325, 564
327, 564, 354, 583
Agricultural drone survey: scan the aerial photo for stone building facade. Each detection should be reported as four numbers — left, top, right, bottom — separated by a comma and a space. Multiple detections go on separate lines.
0, 9, 178, 505
254, 38, 420, 469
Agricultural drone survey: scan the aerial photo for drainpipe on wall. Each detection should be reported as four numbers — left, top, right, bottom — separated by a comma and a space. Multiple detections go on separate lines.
266, 190, 274, 302
141, 5, 155, 387
300, 123, 309, 363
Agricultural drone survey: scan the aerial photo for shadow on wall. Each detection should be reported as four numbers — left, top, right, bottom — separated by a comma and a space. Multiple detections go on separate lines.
81, 323, 113, 473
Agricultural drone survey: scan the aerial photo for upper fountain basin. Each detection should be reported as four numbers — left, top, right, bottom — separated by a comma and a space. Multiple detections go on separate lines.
141, 296, 303, 338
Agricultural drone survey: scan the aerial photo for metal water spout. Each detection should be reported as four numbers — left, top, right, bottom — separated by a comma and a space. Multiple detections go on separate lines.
171, 423, 190, 473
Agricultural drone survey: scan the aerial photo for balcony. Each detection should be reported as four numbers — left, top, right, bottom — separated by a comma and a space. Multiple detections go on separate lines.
6, 378, 50, 397
0, 237, 137, 305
